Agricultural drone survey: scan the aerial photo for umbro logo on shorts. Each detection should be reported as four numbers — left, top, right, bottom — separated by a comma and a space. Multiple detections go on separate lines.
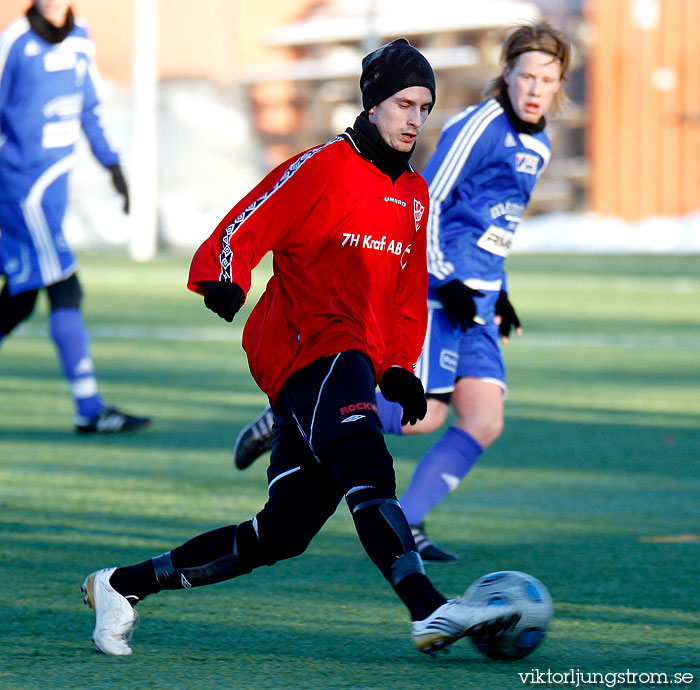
341, 414, 366, 423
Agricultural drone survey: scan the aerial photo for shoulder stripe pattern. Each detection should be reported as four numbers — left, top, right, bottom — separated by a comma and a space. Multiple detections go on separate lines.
441, 103, 478, 132
426, 99, 503, 280
219, 136, 343, 281
342, 130, 361, 154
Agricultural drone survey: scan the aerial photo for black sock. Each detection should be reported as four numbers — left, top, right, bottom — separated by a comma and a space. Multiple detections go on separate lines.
109, 525, 241, 601
394, 573, 446, 621
348, 497, 447, 621
110, 559, 159, 602
395, 572, 446, 621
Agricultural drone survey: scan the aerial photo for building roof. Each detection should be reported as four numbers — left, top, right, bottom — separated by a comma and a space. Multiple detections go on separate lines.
267, 0, 540, 47
243, 0, 541, 83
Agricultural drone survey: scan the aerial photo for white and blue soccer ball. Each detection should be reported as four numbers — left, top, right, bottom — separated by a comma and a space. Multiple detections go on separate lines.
463, 570, 553, 660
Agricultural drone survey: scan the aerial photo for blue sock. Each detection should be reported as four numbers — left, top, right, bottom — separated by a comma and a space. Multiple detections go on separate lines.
400, 426, 483, 525
49, 308, 104, 420
376, 391, 404, 435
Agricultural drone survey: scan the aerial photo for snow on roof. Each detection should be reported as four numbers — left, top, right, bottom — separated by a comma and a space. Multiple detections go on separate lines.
241, 44, 484, 83
267, 0, 541, 47
517, 210, 700, 254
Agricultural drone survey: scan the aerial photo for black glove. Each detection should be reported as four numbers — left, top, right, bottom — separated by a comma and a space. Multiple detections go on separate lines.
494, 290, 521, 340
380, 367, 427, 426
435, 280, 483, 330
109, 163, 130, 214
203, 281, 245, 323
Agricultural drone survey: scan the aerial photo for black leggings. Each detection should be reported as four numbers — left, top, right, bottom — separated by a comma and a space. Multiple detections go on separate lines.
0, 273, 82, 335
114, 353, 445, 620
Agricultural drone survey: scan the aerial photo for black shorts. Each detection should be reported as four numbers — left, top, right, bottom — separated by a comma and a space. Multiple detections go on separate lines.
273, 350, 382, 457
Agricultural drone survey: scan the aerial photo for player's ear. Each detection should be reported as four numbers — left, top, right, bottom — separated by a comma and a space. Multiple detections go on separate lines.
503, 66, 511, 86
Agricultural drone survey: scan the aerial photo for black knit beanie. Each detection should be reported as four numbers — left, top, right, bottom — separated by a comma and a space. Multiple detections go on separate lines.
360, 38, 436, 112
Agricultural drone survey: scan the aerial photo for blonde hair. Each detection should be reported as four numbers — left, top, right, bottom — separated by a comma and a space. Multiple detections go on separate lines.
485, 21, 571, 111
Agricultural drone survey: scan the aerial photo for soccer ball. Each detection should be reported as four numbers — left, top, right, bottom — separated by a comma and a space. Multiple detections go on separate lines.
463, 570, 553, 660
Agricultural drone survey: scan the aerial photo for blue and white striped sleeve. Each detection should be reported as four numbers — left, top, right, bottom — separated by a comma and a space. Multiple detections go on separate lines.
78, 32, 119, 168
0, 21, 24, 135
423, 100, 502, 286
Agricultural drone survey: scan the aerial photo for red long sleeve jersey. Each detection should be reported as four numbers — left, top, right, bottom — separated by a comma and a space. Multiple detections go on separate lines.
188, 133, 429, 403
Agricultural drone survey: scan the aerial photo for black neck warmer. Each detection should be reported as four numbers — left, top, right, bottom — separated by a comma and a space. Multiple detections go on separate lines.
497, 84, 547, 135
27, 5, 75, 44
345, 111, 413, 183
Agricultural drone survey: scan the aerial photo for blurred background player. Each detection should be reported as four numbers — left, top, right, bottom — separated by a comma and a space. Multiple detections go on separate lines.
380, 21, 571, 562
0, 0, 150, 433
81, 38, 519, 657
233, 21, 571, 564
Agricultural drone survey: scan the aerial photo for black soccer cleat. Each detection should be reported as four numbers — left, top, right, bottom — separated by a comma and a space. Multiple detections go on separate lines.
75, 406, 151, 434
233, 405, 275, 470
411, 523, 459, 563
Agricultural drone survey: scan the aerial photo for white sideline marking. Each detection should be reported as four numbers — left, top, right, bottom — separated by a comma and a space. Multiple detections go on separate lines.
14, 323, 244, 341
10, 324, 700, 350
520, 333, 700, 350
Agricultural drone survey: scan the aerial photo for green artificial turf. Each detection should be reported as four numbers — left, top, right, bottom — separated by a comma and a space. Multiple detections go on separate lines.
1, 252, 698, 689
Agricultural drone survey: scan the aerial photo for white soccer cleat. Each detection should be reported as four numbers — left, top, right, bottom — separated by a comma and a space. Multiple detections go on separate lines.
411, 598, 521, 656
81, 567, 138, 656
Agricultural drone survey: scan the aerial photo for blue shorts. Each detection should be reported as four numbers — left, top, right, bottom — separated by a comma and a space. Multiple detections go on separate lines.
0, 176, 75, 296
414, 306, 506, 395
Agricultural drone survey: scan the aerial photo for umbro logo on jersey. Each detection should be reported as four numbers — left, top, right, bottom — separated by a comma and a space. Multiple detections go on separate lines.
384, 196, 407, 207
341, 415, 366, 423
504, 132, 517, 147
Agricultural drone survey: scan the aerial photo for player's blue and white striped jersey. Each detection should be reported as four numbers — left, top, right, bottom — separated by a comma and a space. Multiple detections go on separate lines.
423, 98, 550, 303
0, 15, 118, 200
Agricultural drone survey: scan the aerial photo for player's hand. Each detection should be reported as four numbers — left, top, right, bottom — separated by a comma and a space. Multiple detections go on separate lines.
379, 367, 427, 426
203, 281, 245, 323
494, 290, 522, 343
109, 163, 130, 214
435, 280, 483, 331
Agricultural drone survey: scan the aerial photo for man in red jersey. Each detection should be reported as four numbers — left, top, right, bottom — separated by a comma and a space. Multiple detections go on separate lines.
81, 39, 519, 657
